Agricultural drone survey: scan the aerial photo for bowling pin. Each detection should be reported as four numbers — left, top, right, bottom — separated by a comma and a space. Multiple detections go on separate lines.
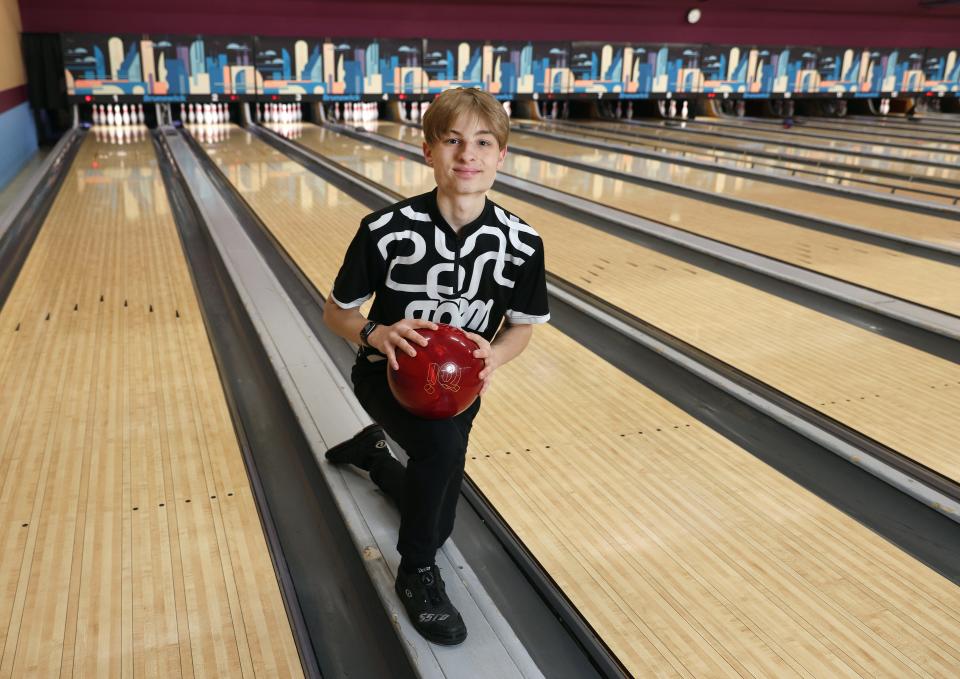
106, 105, 115, 126
121, 104, 130, 126
616, 102, 623, 118
550, 101, 558, 119
92, 104, 101, 126
669, 100, 677, 118
681, 100, 689, 119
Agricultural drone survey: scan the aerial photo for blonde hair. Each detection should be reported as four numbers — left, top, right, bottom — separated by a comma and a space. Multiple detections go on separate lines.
421, 88, 510, 149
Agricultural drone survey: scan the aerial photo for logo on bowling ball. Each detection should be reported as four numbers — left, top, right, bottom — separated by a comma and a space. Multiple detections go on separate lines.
388, 323, 483, 419
424, 362, 462, 394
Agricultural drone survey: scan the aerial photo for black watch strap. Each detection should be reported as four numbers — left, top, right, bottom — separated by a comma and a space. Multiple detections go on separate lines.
359, 320, 379, 347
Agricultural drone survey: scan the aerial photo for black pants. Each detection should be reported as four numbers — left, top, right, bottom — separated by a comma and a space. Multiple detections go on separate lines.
351, 357, 481, 566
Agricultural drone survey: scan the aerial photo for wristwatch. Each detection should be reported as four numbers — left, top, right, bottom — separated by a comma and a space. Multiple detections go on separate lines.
359, 320, 379, 348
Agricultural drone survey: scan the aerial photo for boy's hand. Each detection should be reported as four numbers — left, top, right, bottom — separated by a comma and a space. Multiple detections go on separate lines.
370, 319, 439, 371
464, 332, 500, 395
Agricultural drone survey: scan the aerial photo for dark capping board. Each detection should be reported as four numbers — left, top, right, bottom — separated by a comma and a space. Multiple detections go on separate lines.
526, 119, 960, 195
545, 284, 960, 585
182, 125, 611, 678
507, 144, 960, 267
152, 129, 417, 679
0, 130, 84, 309
352, 126, 960, 364
748, 117, 960, 146
512, 125, 960, 221
622, 118, 960, 176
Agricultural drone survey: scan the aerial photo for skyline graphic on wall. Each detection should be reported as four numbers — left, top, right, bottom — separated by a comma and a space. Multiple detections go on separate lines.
145, 35, 254, 96
923, 49, 960, 93
63, 34, 149, 96
61, 32, 960, 100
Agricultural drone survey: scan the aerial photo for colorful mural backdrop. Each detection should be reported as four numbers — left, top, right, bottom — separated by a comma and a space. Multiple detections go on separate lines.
255, 37, 325, 96
144, 35, 255, 97
377, 39, 426, 96
923, 49, 960, 93
423, 40, 486, 93
701, 45, 751, 94
855, 48, 925, 96
742, 47, 819, 96
529, 43, 572, 94
628, 45, 703, 96
816, 47, 860, 94
570, 42, 623, 94
62, 33, 960, 100
486, 41, 525, 96
64, 34, 149, 96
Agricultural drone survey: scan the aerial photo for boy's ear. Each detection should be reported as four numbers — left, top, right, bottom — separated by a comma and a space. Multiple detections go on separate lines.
423, 141, 433, 166
497, 144, 508, 168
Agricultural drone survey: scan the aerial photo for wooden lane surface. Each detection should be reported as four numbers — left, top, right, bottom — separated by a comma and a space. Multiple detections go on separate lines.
588, 120, 960, 183
536, 121, 960, 205
199, 125, 960, 677
311, 123, 960, 486
768, 118, 960, 144
0, 134, 302, 678
683, 118, 960, 159
506, 128, 960, 255
374, 121, 960, 316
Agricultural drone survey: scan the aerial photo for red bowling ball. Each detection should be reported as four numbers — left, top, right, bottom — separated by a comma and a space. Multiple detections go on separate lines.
388, 324, 484, 419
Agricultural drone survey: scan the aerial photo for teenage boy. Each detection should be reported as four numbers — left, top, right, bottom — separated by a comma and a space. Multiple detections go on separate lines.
323, 87, 549, 645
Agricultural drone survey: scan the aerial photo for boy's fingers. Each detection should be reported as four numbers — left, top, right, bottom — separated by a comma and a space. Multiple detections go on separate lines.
408, 330, 429, 347
385, 346, 398, 371
396, 338, 416, 357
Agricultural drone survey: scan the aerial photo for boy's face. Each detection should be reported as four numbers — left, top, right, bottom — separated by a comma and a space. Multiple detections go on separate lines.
423, 113, 507, 200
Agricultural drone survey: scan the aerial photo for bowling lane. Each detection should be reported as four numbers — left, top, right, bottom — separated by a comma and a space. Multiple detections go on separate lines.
741, 116, 960, 144
0, 132, 302, 676
375, 121, 960, 316
526, 120, 960, 205
691, 117, 960, 159
311, 122, 960, 486
196, 124, 960, 678
576, 119, 960, 184
503, 127, 960, 249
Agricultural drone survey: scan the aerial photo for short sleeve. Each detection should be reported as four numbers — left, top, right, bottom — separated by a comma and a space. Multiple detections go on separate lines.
330, 222, 385, 309
505, 243, 550, 324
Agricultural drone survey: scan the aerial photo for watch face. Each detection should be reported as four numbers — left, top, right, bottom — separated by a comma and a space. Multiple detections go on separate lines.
687, 8, 701, 24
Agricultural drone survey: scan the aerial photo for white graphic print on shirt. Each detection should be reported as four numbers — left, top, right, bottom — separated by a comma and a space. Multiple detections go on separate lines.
371, 205, 538, 332
332, 191, 550, 343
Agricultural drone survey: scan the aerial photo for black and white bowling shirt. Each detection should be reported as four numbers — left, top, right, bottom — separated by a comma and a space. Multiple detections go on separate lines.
331, 188, 550, 344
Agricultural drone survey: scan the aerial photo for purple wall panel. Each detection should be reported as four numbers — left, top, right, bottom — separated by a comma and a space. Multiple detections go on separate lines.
19, 0, 960, 48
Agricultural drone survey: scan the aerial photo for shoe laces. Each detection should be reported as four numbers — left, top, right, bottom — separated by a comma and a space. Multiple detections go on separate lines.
418, 566, 444, 606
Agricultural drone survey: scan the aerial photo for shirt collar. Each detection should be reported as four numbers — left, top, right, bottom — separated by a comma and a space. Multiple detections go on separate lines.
427, 188, 492, 242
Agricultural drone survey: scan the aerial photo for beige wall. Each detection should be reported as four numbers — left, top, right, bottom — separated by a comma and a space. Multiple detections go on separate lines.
0, 0, 26, 91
